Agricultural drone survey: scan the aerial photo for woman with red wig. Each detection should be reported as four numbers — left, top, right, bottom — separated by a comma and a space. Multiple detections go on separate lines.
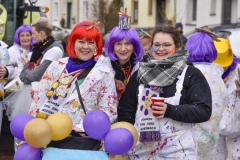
28, 21, 118, 136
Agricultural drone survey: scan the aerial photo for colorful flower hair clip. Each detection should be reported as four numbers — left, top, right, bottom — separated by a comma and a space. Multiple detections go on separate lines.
195, 26, 220, 42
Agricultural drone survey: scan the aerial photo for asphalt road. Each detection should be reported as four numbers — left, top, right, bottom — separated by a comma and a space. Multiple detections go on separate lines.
0, 111, 14, 160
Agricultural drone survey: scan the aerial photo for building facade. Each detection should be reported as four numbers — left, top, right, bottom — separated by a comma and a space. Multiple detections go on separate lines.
34, 0, 112, 29
177, 0, 240, 33
123, 0, 175, 29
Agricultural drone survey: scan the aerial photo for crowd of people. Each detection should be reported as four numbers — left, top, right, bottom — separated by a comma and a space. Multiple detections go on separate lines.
0, 10, 239, 160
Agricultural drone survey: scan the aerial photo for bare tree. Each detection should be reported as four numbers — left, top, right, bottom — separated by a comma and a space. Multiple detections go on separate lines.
91, 0, 122, 34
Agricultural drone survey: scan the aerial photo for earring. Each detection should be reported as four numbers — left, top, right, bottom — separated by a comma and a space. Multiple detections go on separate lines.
94, 49, 97, 56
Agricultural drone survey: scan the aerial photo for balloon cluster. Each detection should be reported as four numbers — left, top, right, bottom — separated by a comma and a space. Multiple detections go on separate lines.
10, 113, 73, 160
83, 110, 138, 155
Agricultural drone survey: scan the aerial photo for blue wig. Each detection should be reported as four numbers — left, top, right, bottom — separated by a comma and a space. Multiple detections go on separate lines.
14, 25, 34, 51
186, 32, 217, 63
104, 26, 144, 64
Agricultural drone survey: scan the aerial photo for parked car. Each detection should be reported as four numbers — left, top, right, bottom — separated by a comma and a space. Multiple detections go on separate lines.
184, 23, 240, 38
52, 25, 71, 41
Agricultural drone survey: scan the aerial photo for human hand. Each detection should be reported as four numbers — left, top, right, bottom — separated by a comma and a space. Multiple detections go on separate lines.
152, 102, 167, 118
0, 66, 7, 79
30, 89, 34, 98
73, 127, 86, 137
17, 141, 26, 148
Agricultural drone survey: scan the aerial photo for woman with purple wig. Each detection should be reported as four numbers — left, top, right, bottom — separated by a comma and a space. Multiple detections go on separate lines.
104, 12, 144, 124
186, 31, 227, 160
7, 25, 34, 78
214, 38, 240, 160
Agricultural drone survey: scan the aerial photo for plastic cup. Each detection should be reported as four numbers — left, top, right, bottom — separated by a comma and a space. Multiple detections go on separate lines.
151, 97, 165, 117
31, 82, 40, 91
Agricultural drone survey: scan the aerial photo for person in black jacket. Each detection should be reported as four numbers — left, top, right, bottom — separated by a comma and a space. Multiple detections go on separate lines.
175, 22, 188, 46
118, 25, 212, 159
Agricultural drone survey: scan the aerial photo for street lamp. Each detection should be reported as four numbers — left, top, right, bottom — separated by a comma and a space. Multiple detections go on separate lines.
29, 0, 38, 6
28, 0, 38, 24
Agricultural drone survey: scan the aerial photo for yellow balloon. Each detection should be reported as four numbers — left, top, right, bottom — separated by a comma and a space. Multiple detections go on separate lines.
24, 118, 53, 148
46, 113, 73, 141
111, 122, 138, 148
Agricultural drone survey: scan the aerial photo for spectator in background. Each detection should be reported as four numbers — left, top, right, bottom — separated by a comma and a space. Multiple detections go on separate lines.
140, 29, 152, 55
5, 17, 64, 152
0, 40, 11, 136
186, 29, 227, 160
175, 22, 188, 45
8, 25, 34, 79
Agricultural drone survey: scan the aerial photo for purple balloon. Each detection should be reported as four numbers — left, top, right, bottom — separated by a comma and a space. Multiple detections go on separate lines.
10, 114, 34, 141
104, 128, 134, 155
14, 143, 42, 160
83, 110, 111, 140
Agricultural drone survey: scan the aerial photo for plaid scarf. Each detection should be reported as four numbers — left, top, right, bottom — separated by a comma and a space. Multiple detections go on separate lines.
138, 47, 188, 87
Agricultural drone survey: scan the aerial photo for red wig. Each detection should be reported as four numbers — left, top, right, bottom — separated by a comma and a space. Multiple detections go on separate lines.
66, 21, 103, 59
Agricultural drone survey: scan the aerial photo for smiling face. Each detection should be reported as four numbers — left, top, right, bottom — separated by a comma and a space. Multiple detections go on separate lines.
152, 32, 176, 60
114, 39, 134, 65
74, 39, 96, 61
19, 31, 32, 50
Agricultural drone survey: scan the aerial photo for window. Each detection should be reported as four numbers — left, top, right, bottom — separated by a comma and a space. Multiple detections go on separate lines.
148, 0, 152, 15
54, 2, 59, 19
192, 0, 197, 21
210, 0, 216, 15
133, 0, 138, 22
83, 1, 88, 20
63, 2, 66, 15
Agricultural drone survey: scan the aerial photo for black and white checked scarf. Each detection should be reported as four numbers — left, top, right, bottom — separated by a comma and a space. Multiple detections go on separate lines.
138, 48, 187, 87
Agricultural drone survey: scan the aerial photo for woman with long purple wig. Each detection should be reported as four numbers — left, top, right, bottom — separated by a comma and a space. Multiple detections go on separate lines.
214, 38, 240, 160
8, 25, 34, 78
186, 31, 228, 160
104, 12, 144, 104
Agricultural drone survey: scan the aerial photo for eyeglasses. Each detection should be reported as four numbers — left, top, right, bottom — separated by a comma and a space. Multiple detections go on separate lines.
152, 43, 173, 50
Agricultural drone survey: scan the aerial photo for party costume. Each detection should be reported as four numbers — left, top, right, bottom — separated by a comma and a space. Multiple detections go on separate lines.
8, 43, 32, 78
185, 28, 228, 160
29, 56, 118, 131
119, 48, 212, 159
215, 38, 240, 160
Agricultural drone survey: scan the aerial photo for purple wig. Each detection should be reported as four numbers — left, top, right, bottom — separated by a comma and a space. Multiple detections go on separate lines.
14, 25, 34, 51
104, 26, 144, 64
186, 32, 217, 62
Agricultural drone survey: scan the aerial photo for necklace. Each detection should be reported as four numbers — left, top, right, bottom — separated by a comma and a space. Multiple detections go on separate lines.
46, 69, 84, 99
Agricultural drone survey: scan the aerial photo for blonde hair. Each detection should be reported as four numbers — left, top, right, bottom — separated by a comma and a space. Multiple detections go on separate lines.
32, 17, 52, 36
